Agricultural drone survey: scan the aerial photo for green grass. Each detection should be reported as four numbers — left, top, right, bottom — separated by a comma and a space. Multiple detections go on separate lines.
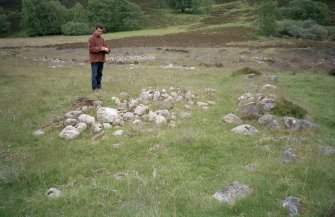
0, 46, 334, 216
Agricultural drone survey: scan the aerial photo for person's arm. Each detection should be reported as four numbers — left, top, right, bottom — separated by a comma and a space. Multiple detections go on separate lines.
88, 38, 103, 53
102, 40, 110, 54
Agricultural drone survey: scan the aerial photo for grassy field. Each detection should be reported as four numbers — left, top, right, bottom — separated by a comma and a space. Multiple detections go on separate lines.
1, 1, 335, 216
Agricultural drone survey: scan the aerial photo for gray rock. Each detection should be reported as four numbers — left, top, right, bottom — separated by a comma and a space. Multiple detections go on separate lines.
153, 90, 160, 101
65, 111, 83, 119
282, 196, 302, 217
185, 91, 196, 101
169, 120, 177, 128
262, 84, 277, 91
281, 148, 300, 163
180, 112, 192, 119
259, 95, 276, 111
78, 114, 95, 125
113, 172, 128, 180
33, 129, 44, 136
212, 181, 254, 205
283, 117, 316, 131
112, 143, 123, 148
134, 104, 149, 116
236, 101, 264, 119
245, 163, 256, 172
111, 97, 121, 105
132, 119, 144, 128
97, 107, 119, 123
92, 123, 103, 133
196, 101, 208, 107
237, 93, 255, 102
102, 123, 112, 129
258, 114, 274, 125
122, 112, 135, 122
46, 188, 62, 198
176, 95, 184, 102
155, 115, 167, 126
148, 111, 158, 122
140, 90, 153, 101
223, 113, 243, 124
128, 99, 139, 110
113, 130, 124, 136
75, 122, 87, 133
93, 100, 103, 106
65, 118, 78, 126
267, 120, 281, 130
318, 145, 335, 156
60, 126, 80, 140
231, 124, 258, 136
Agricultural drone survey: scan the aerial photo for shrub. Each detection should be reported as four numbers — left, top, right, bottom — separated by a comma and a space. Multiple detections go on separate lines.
61, 22, 92, 35
271, 98, 307, 118
231, 67, 262, 77
257, 0, 278, 36
22, 0, 68, 36
168, 0, 214, 14
88, 0, 144, 32
285, 0, 329, 25
0, 7, 10, 37
277, 19, 328, 40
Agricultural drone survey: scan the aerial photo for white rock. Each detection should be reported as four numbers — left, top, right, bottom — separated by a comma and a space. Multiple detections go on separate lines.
132, 119, 144, 128
78, 114, 95, 125
176, 95, 184, 101
46, 188, 62, 198
184, 91, 195, 101
196, 102, 208, 107
122, 112, 135, 122
262, 84, 277, 91
102, 123, 112, 129
128, 99, 139, 110
134, 104, 149, 116
185, 105, 192, 109
231, 124, 258, 136
92, 122, 103, 133
169, 120, 177, 128
223, 113, 243, 124
180, 112, 192, 119
113, 130, 124, 136
170, 91, 178, 98
212, 181, 254, 205
75, 122, 87, 133
65, 118, 78, 126
97, 107, 119, 123
148, 111, 158, 122
33, 129, 44, 136
153, 90, 160, 101
93, 100, 103, 106
60, 126, 80, 140
65, 111, 83, 119
155, 115, 167, 126
111, 97, 121, 105
237, 93, 255, 102
207, 101, 216, 106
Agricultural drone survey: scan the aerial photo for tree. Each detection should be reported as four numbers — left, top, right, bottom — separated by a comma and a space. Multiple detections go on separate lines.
21, 0, 68, 36
0, 7, 10, 37
257, 0, 278, 36
168, 0, 213, 14
69, 2, 89, 23
88, 0, 144, 32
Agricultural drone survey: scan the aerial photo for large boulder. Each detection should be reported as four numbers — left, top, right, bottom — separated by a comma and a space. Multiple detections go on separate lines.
212, 181, 254, 205
97, 107, 119, 123
60, 126, 80, 140
223, 113, 243, 124
231, 124, 258, 136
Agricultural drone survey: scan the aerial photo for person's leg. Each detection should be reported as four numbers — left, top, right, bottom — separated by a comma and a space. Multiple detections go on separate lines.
97, 62, 104, 89
91, 62, 99, 90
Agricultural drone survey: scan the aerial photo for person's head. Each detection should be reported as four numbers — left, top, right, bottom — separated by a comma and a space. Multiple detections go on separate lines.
95, 24, 104, 36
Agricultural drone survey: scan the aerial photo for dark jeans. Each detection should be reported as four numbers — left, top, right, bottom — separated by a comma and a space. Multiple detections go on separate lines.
91, 62, 104, 90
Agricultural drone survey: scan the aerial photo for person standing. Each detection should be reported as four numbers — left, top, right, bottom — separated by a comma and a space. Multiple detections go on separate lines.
88, 24, 110, 91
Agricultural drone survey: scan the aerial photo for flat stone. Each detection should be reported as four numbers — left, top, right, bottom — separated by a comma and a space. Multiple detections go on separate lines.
282, 196, 302, 217
281, 148, 300, 163
33, 129, 44, 136
231, 124, 258, 136
212, 181, 254, 205
223, 113, 243, 124
46, 188, 62, 198
60, 126, 80, 140
262, 84, 277, 91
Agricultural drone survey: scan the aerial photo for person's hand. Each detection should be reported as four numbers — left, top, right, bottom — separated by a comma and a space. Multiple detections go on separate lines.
102, 47, 109, 52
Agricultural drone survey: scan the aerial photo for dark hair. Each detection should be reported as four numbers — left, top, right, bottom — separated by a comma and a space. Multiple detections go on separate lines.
95, 23, 104, 30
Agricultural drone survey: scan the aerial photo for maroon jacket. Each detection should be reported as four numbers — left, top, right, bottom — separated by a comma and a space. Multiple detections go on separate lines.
88, 32, 110, 63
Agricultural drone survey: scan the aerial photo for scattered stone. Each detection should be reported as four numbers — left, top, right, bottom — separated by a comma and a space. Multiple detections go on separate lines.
65, 118, 78, 126
93, 100, 103, 107
113, 130, 124, 136
46, 188, 62, 198
65, 111, 83, 119
97, 107, 119, 123
263, 75, 278, 82
258, 114, 274, 125
119, 92, 128, 98
267, 120, 281, 130
245, 163, 256, 172
185, 104, 192, 109
179, 112, 192, 119
155, 115, 167, 126
111, 97, 121, 105
112, 143, 123, 148
243, 73, 257, 79
207, 101, 216, 106
212, 181, 254, 205
318, 145, 335, 156
148, 144, 161, 153
196, 101, 208, 107
122, 112, 135, 122
205, 88, 216, 96
169, 120, 177, 128
223, 113, 243, 124
134, 104, 149, 116
132, 119, 144, 127
102, 123, 112, 129
236, 101, 264, 119
237, 93, 255, 102
113, 172, 128, 180
128, 99, 139, 110
92, 122, 103, 133
283, 117, 316, 131
262, 84, 277, 91
91, 131, 105, 141
281, 148, 300, 163
75, 122, 87, 133
60, 126, 80, 140
282, 196, 302, 217
33, 129, 44, 136
231, 124, 258, 136
78, 114, 95, 125
259, 95, 276, 111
